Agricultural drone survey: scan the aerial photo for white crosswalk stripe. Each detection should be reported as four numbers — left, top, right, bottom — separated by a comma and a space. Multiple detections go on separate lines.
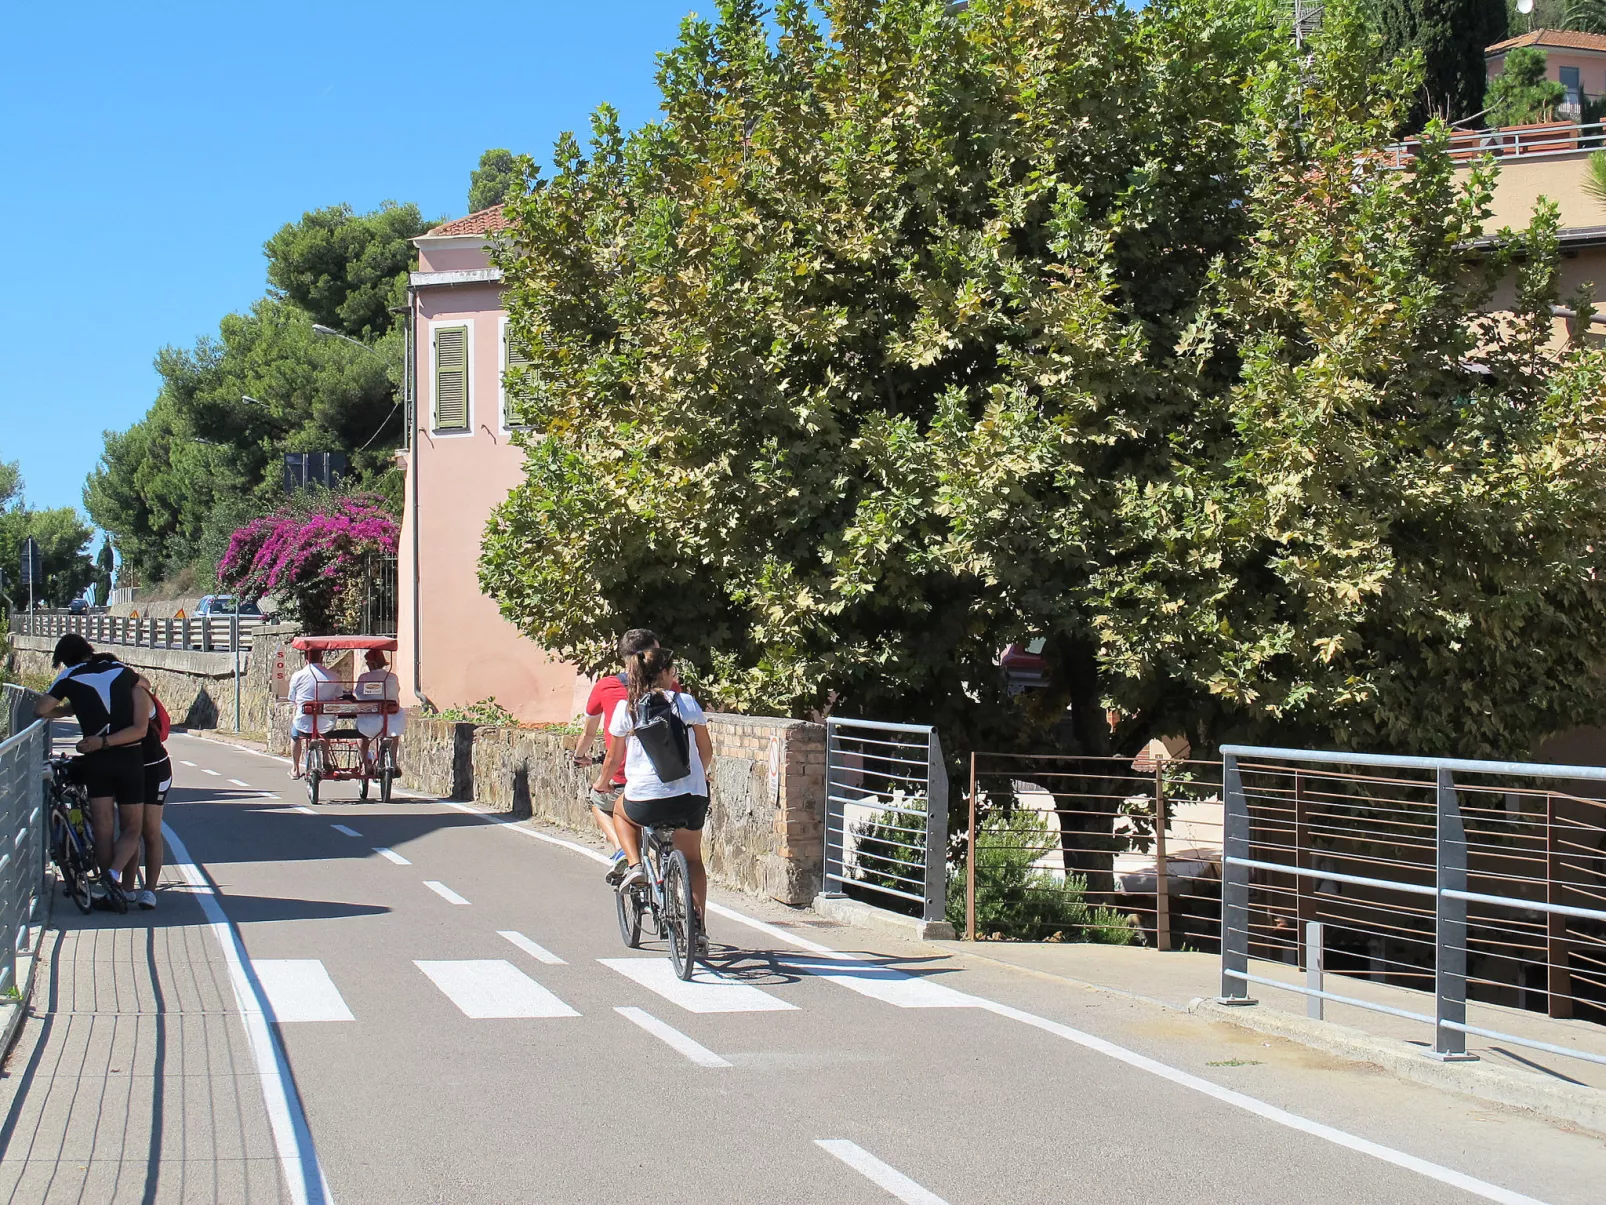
250, 959, 355, 1023
599, 957, 798, 1014
415, 960, 579, 1019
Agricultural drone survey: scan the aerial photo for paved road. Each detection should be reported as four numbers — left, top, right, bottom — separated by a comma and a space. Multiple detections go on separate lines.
1, 730, 1602, 1204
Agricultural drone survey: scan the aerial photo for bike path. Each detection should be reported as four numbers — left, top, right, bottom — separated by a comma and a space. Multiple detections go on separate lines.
145, 732, 1603, 1205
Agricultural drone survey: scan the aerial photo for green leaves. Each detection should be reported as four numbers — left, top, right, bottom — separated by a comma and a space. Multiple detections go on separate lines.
483, 0, 1606, 759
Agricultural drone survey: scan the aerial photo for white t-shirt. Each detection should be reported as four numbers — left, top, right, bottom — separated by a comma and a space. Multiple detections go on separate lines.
608, 691, 709, 801
353, 669, 406, 738
288, 663, 340, 734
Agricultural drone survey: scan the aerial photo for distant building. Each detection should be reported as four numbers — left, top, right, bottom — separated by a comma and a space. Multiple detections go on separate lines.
1486, 29, 1606, 120
396, 208, 588, 722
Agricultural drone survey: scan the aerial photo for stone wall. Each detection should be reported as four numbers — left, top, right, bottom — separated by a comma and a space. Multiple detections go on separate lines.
10, 635, 240, 729
468, 712, 826, 905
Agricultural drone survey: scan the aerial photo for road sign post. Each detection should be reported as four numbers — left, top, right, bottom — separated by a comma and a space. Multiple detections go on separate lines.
19, 537, 42, 615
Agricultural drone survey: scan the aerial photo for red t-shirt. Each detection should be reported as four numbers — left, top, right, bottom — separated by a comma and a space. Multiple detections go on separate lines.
586, 672, 681, 787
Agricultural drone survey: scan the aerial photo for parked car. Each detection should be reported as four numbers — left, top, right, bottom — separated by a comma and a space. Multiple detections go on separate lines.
67, 598, 88, 615
195, 595, 262, 617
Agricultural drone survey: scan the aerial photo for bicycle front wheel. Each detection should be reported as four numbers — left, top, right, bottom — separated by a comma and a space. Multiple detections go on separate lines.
616, 885, 643, 949
664, 849, 697, 981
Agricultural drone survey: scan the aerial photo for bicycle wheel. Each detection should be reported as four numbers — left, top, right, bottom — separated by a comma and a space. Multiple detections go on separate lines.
380, 744, 395, 804
664, 849, 697, 981
615, 884, 643, 948
62, 835, 92, 915
307, 768, 321, 806
306, 745, 322, 806
359, 773, 370, 802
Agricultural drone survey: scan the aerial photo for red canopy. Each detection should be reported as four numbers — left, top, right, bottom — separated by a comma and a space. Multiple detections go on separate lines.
290, 635, 399, 652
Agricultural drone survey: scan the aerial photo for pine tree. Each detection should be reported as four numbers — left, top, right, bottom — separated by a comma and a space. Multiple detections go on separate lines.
1371, 0, 1511, 124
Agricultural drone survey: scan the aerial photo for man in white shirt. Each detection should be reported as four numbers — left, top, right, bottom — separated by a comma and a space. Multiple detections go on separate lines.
353, 649, 405, 768
288, 648, 339, 779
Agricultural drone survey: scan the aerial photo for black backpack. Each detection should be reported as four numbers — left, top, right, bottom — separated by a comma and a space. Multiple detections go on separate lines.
632, 690, 692, 782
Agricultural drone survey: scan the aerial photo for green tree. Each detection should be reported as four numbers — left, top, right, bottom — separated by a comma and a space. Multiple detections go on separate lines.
1369, 0, 1511, 124
1485, 45, 1568, 125
263, 202, 431, 340
0, 507, 94, 606
468, 148, 524, 213
482, 0, 1606, 762
93, 538, 114, 606
0, 461, 20, 511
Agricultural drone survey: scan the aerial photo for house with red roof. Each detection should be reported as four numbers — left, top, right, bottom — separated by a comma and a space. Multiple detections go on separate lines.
395, 207, 587, 722
1486, 28, 1606, 119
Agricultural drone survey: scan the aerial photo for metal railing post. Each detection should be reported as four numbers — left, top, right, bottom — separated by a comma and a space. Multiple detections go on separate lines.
232, 612, 241, 731
1153, 764, 1171, 951
821, 719, 840, 897
1306, 921, 1324, 1020
1432, 767, 1476, 1060
181, 615, 191, 650
1546, 792, 1573, 1019
922, 729, 948, 924
966, 753, 977, 942
1218, 751, 1255, 1003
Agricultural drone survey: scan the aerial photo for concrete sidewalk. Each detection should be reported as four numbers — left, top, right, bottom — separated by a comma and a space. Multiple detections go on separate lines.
0, 880, 288, 1204
928, 938, 1606, 1128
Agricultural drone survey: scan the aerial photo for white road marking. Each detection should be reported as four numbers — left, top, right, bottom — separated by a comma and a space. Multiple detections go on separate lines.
776, 953, 981, 1009
423, 880, 470, 905
330, 824, 361, 838
162, 823, 335, 1205
615, 1006, 730, 1068
600, 957, 797, 1014
415, 960, 578, 1019
202, 768, 221, 776
452, 802, 1549, 1205
815, 1140, 949, 1205
374, 847, 411, 865
498, 930, 565, 965
179, 760, 197, 767
250, 960, 355, 1024
229, 778, 251, 787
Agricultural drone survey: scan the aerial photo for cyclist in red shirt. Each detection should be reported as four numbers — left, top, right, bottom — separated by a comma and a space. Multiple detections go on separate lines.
576, 629, 677, 884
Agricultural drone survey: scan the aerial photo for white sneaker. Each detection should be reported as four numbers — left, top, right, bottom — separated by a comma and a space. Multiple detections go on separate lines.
616, 864, 646, 892
136, 889, 157, 911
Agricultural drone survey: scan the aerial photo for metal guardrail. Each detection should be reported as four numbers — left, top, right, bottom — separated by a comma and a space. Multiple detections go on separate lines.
822, 718, 948, 924
1219, 745, 1606, 1068
0, 686, 49, 1002
18, 610, 263, 653
1383, 119, 1606, 169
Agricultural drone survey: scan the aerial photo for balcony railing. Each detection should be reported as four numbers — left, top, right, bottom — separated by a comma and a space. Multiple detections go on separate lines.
1383, 120, 1606, 169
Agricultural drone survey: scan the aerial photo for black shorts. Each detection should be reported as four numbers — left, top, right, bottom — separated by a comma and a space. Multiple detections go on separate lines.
146, 758, 172, 808
75, 748, 144, 807
621, 793, 708, 832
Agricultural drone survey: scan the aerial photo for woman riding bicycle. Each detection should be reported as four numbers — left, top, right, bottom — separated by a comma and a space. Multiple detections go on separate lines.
591, 645, 714, 944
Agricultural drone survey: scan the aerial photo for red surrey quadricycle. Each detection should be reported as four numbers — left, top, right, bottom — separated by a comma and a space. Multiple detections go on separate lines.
293, 635, 404, 806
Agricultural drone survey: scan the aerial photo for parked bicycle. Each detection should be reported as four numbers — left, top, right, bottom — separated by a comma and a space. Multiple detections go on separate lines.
614, 816, 702, 980
46, 756, 125, 915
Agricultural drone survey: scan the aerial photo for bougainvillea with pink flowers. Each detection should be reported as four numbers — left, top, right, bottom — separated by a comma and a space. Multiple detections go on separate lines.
219, 496, 398, 634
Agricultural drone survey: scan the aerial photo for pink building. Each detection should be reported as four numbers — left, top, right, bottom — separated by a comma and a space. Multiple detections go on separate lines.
1487, 29, 1606, 118
395, 208, 587, 722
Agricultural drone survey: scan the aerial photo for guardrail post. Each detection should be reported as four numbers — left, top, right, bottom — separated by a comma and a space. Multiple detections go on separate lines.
1218, 751, 1256, 1003
922, 729, 948, 925
1153, 764, 1171, 952
181, 615, 191, 651
1432, 767, 1476, 1060
1545, 792, 1573, 1019
1306, 921, 1324, 1020
966, 753, 977, 942
201, 617, 213, 652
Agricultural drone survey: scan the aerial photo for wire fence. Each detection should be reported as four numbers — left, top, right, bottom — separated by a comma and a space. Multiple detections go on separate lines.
964, 753, 1222, 947
0, 685, 48, 1003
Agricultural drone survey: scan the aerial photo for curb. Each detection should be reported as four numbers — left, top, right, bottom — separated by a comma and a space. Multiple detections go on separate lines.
1190, 998, 1606, 1137
812, 893, 956, 941
1, 873, 54, 1065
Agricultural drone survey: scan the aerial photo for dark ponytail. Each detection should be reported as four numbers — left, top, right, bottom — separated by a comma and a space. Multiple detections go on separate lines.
627, 647, 675, 704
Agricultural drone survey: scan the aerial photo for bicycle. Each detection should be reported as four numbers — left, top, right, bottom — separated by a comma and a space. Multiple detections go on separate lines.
615, 821, 703, 981
46, 756, 126, 915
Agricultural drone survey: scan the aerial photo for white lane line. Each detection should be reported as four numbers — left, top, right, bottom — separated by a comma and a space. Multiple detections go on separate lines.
415, 960, 578, 1019
815, 1140, 948, 1205
600, 957, 797, 1014
251, 960, 355, 1023
229, 778, 252, 787
330, 824, 361, 838
179, 760, 197, 767
292, 806, 317, 816
162, 823, 335, 1205
775, 953, 980, 1009
498, 930, 565, 965
450, 802, 1546, 1205
423, 880, 470, 905
374, 847, 411, 866
614, 1006, 730, 1068
202, 768, 221, 776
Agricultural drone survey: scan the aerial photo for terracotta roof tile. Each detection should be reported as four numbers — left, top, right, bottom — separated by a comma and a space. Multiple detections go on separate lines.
422, 206, 512, 238
1487, 28, 1606, 55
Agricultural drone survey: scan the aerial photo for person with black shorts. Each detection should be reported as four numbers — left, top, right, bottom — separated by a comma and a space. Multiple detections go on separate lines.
121, 675, 170, 911
34, 635, 149, 909
590, 646, 715, 944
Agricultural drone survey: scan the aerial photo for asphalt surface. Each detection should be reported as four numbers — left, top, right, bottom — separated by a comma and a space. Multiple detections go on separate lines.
1, 729, 1602, 1204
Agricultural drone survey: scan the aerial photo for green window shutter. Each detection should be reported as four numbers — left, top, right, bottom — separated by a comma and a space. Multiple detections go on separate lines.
503, 325, 532, 428
434, 325, 469, 431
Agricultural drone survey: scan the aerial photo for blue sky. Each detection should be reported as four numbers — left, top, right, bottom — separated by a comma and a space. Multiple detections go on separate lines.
0, 1, 695, 515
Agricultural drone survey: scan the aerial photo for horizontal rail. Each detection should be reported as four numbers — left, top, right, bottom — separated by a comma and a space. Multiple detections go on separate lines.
827, 717, 938, 736
1224, 969, 1439, 1025
1224, 744, 1606, 781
